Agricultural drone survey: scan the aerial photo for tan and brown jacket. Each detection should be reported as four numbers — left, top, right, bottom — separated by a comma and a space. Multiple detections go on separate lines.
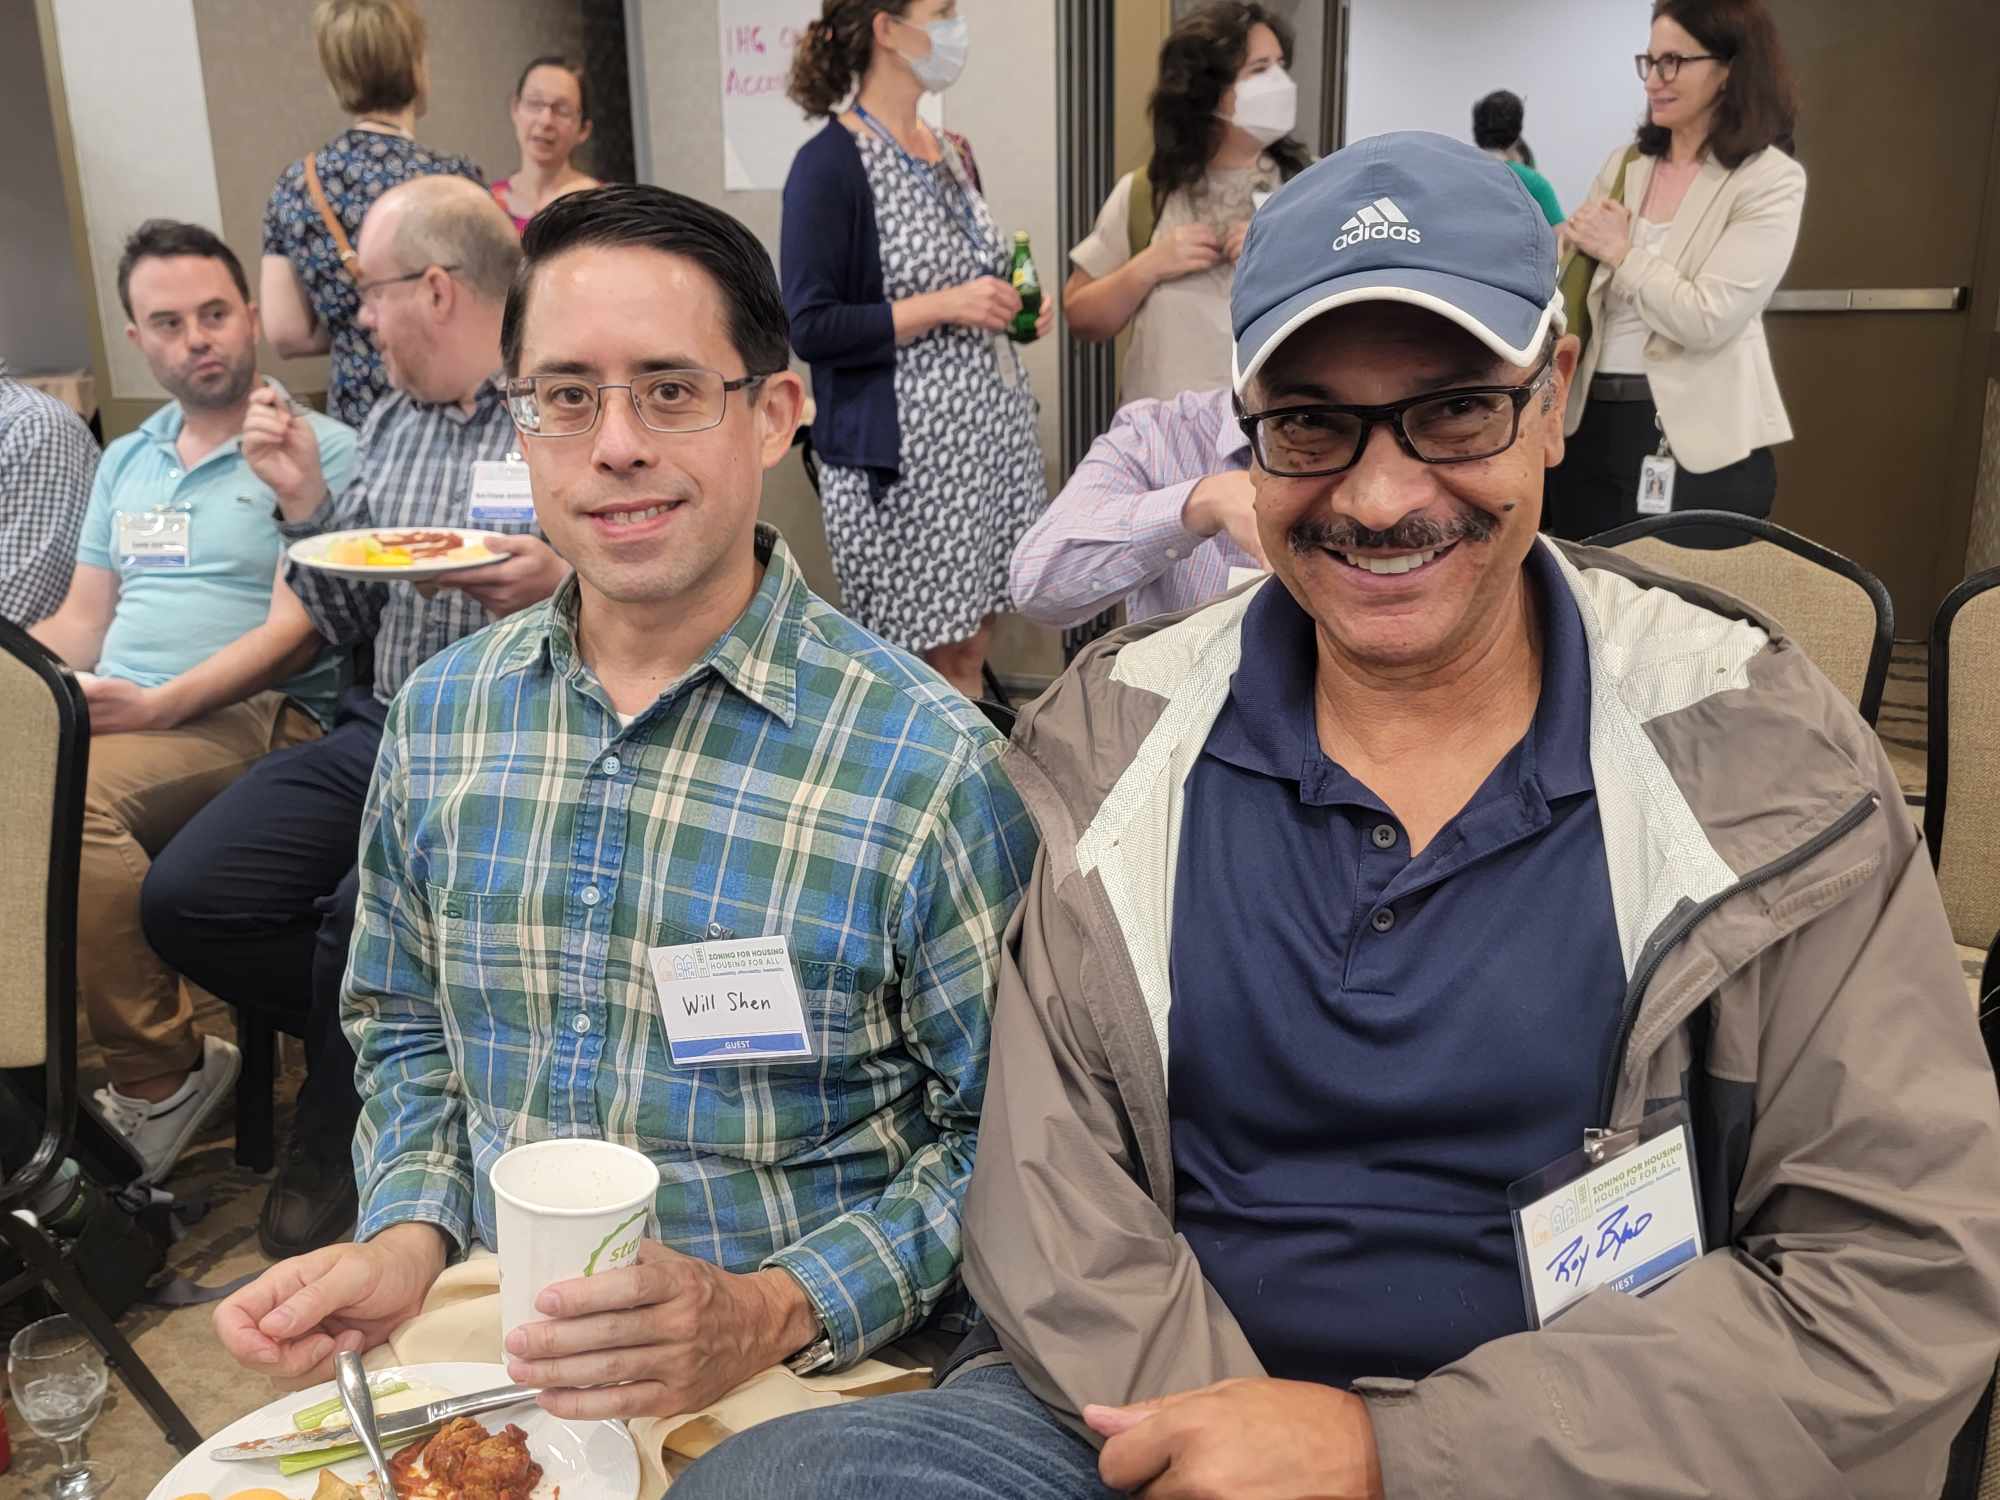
957, 538, 2000, 1498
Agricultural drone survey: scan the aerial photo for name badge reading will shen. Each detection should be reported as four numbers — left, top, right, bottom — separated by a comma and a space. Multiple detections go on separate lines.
1508, 1103, 1705, 1328
646, 934, 815, 1066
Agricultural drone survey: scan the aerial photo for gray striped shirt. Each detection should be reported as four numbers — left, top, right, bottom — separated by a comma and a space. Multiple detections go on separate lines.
281, 375, 532, 702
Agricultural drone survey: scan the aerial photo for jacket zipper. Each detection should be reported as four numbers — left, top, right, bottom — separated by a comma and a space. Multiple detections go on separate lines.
1593, 792, 1881, 1128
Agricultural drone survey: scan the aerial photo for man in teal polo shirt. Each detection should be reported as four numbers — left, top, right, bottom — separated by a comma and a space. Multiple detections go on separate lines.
30, 219, 356, 1186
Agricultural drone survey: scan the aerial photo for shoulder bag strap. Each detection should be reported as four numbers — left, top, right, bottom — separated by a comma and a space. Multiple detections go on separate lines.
302, 153, 359, 278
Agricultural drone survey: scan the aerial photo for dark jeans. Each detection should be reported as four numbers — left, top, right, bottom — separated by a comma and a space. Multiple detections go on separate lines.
1545, 391, 1776, 547
672, 1363, 1117, 1500
140, 687, 387, 1149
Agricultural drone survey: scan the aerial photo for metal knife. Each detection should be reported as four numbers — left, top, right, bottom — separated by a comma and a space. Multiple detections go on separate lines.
212, 1383, 541, 1463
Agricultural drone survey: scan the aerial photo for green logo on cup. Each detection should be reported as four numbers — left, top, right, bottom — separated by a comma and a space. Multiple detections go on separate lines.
583, 1209, 648, 1276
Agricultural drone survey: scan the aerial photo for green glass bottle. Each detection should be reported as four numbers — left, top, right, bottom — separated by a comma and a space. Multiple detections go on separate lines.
1006, 231, 1042, 344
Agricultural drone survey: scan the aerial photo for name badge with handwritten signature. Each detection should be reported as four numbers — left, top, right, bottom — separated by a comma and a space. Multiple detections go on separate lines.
1507, 1103, 1705, 1328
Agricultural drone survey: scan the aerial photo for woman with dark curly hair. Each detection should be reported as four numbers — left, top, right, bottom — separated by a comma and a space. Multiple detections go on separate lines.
779, 0, 1051, 697
1065, 1, 1310, 401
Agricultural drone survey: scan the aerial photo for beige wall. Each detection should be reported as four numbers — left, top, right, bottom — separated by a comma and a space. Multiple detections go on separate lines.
632, 0, 1063, 685
0, 2, 92, 373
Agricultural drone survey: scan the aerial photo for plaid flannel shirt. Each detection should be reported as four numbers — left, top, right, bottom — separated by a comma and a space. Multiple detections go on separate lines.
346, 526, 1036, 1366
0, 371, 99, 625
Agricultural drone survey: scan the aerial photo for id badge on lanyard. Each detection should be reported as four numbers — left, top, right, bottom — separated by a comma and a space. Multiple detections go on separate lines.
1637, 416, 1677, 516
116, 506, 192, 569
1507, 1102, 1707, 1328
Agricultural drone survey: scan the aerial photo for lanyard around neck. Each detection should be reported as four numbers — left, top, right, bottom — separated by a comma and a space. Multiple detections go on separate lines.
851, 104, 991, 257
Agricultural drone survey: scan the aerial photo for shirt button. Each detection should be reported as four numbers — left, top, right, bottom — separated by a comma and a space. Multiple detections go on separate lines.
580, 885, 601, 907
1370, 908, 1396, 934
1371, 823, 1398, 850
600, 754, 622, 777
572, 1012, 592, 1035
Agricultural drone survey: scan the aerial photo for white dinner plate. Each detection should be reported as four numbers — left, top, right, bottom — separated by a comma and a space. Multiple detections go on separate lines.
144, 1361, 640, 1500
287, 528, 511, 580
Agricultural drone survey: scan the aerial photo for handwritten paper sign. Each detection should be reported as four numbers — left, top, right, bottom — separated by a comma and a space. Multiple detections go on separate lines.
716, 0, 942, 191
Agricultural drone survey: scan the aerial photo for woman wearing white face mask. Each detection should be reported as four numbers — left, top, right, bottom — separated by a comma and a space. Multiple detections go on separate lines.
782, 0, 1053, 700
1065, 1, 1312, 402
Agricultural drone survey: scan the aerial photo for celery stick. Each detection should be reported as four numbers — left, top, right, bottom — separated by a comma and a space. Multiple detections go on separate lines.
276, 1440, 364, 1477
293, 1378, 409, 1431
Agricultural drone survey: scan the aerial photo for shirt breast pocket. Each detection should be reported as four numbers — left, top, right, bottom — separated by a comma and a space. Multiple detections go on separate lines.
641, 920, 860, 1164
427, 887, 558, 1112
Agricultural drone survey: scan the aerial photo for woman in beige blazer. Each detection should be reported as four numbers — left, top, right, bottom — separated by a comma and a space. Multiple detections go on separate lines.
1547, 0, 1803, 543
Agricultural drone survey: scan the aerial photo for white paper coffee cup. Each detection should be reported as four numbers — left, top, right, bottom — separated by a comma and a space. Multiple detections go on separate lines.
491, 1138, 660, 1347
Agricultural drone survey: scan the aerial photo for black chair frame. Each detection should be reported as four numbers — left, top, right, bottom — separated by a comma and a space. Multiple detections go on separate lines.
1585, 509, 1896, 727
0, 619, 200, 1453
1924, 566, 2000, 872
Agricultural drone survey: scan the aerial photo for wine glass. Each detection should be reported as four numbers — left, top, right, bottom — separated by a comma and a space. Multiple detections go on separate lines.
7, 1316, 113, 1499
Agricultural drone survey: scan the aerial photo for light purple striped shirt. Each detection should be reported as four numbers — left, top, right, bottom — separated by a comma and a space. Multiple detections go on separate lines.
1009, 386, 1259, 628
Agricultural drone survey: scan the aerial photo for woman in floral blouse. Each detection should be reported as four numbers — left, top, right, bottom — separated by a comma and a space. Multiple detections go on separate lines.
261, 0, 482, 428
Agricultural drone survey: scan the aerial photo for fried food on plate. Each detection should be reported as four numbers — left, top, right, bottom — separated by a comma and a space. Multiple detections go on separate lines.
390, 1415, 542, 1500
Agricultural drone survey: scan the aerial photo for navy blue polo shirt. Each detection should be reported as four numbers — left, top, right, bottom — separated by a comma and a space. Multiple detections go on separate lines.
1167, 544, 1627, 1388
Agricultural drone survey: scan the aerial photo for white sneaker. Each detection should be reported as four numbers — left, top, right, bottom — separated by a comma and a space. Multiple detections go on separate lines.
92, 1034, 241, 1185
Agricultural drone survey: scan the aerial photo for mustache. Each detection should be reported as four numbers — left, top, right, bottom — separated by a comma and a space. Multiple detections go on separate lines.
1288, 507, 1499, 555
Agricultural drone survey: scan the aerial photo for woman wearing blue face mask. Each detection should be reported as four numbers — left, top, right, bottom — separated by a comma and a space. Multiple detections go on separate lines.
1065, 1, 1313, 402
782, 0, 1052, 699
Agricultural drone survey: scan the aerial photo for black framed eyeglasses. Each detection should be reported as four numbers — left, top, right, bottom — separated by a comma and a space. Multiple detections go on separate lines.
506, 368, 775, 437
355, 263, 460, 303
1236, 358, 1554, 479
1635, 51, 1720, 82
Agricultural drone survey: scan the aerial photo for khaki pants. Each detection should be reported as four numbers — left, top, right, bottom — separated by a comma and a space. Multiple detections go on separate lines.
79, 691, 320, 1084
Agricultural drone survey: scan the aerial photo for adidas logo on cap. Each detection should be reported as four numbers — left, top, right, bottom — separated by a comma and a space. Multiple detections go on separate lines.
1333, 196, 1422, 251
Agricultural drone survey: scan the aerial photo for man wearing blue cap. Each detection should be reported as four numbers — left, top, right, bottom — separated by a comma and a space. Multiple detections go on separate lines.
676, 132, 2000, 1499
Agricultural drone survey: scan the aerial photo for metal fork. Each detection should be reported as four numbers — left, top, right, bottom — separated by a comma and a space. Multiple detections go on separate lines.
337, 1350, 398, 1497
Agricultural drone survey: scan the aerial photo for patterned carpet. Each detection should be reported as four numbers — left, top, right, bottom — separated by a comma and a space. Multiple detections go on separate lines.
13, 647, 1987, 1497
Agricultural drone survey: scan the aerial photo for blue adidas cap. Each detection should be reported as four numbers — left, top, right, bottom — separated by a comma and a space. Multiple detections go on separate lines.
1232, 130, 1563, 393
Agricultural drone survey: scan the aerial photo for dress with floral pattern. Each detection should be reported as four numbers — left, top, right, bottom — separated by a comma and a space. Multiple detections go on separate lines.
261, 129, 483, 428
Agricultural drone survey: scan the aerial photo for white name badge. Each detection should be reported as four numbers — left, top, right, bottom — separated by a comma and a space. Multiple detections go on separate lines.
1636, 454, 1677, 516
116, 510, 191, 568
1508, 1104, 1705, 1328
646, 934, 815, 1067
469, 458, 536, 526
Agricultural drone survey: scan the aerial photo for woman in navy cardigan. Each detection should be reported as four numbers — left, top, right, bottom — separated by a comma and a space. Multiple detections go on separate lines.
781, 0, 1052, 698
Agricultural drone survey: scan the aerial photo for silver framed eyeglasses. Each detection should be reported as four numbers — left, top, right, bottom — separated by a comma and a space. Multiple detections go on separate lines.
1236, 358, 1555, 478
506, 368, 774, 438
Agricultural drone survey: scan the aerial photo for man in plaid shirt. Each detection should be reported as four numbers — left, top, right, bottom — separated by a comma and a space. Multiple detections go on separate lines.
216, 185, 1035, 1419
0, 360, 99, 626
